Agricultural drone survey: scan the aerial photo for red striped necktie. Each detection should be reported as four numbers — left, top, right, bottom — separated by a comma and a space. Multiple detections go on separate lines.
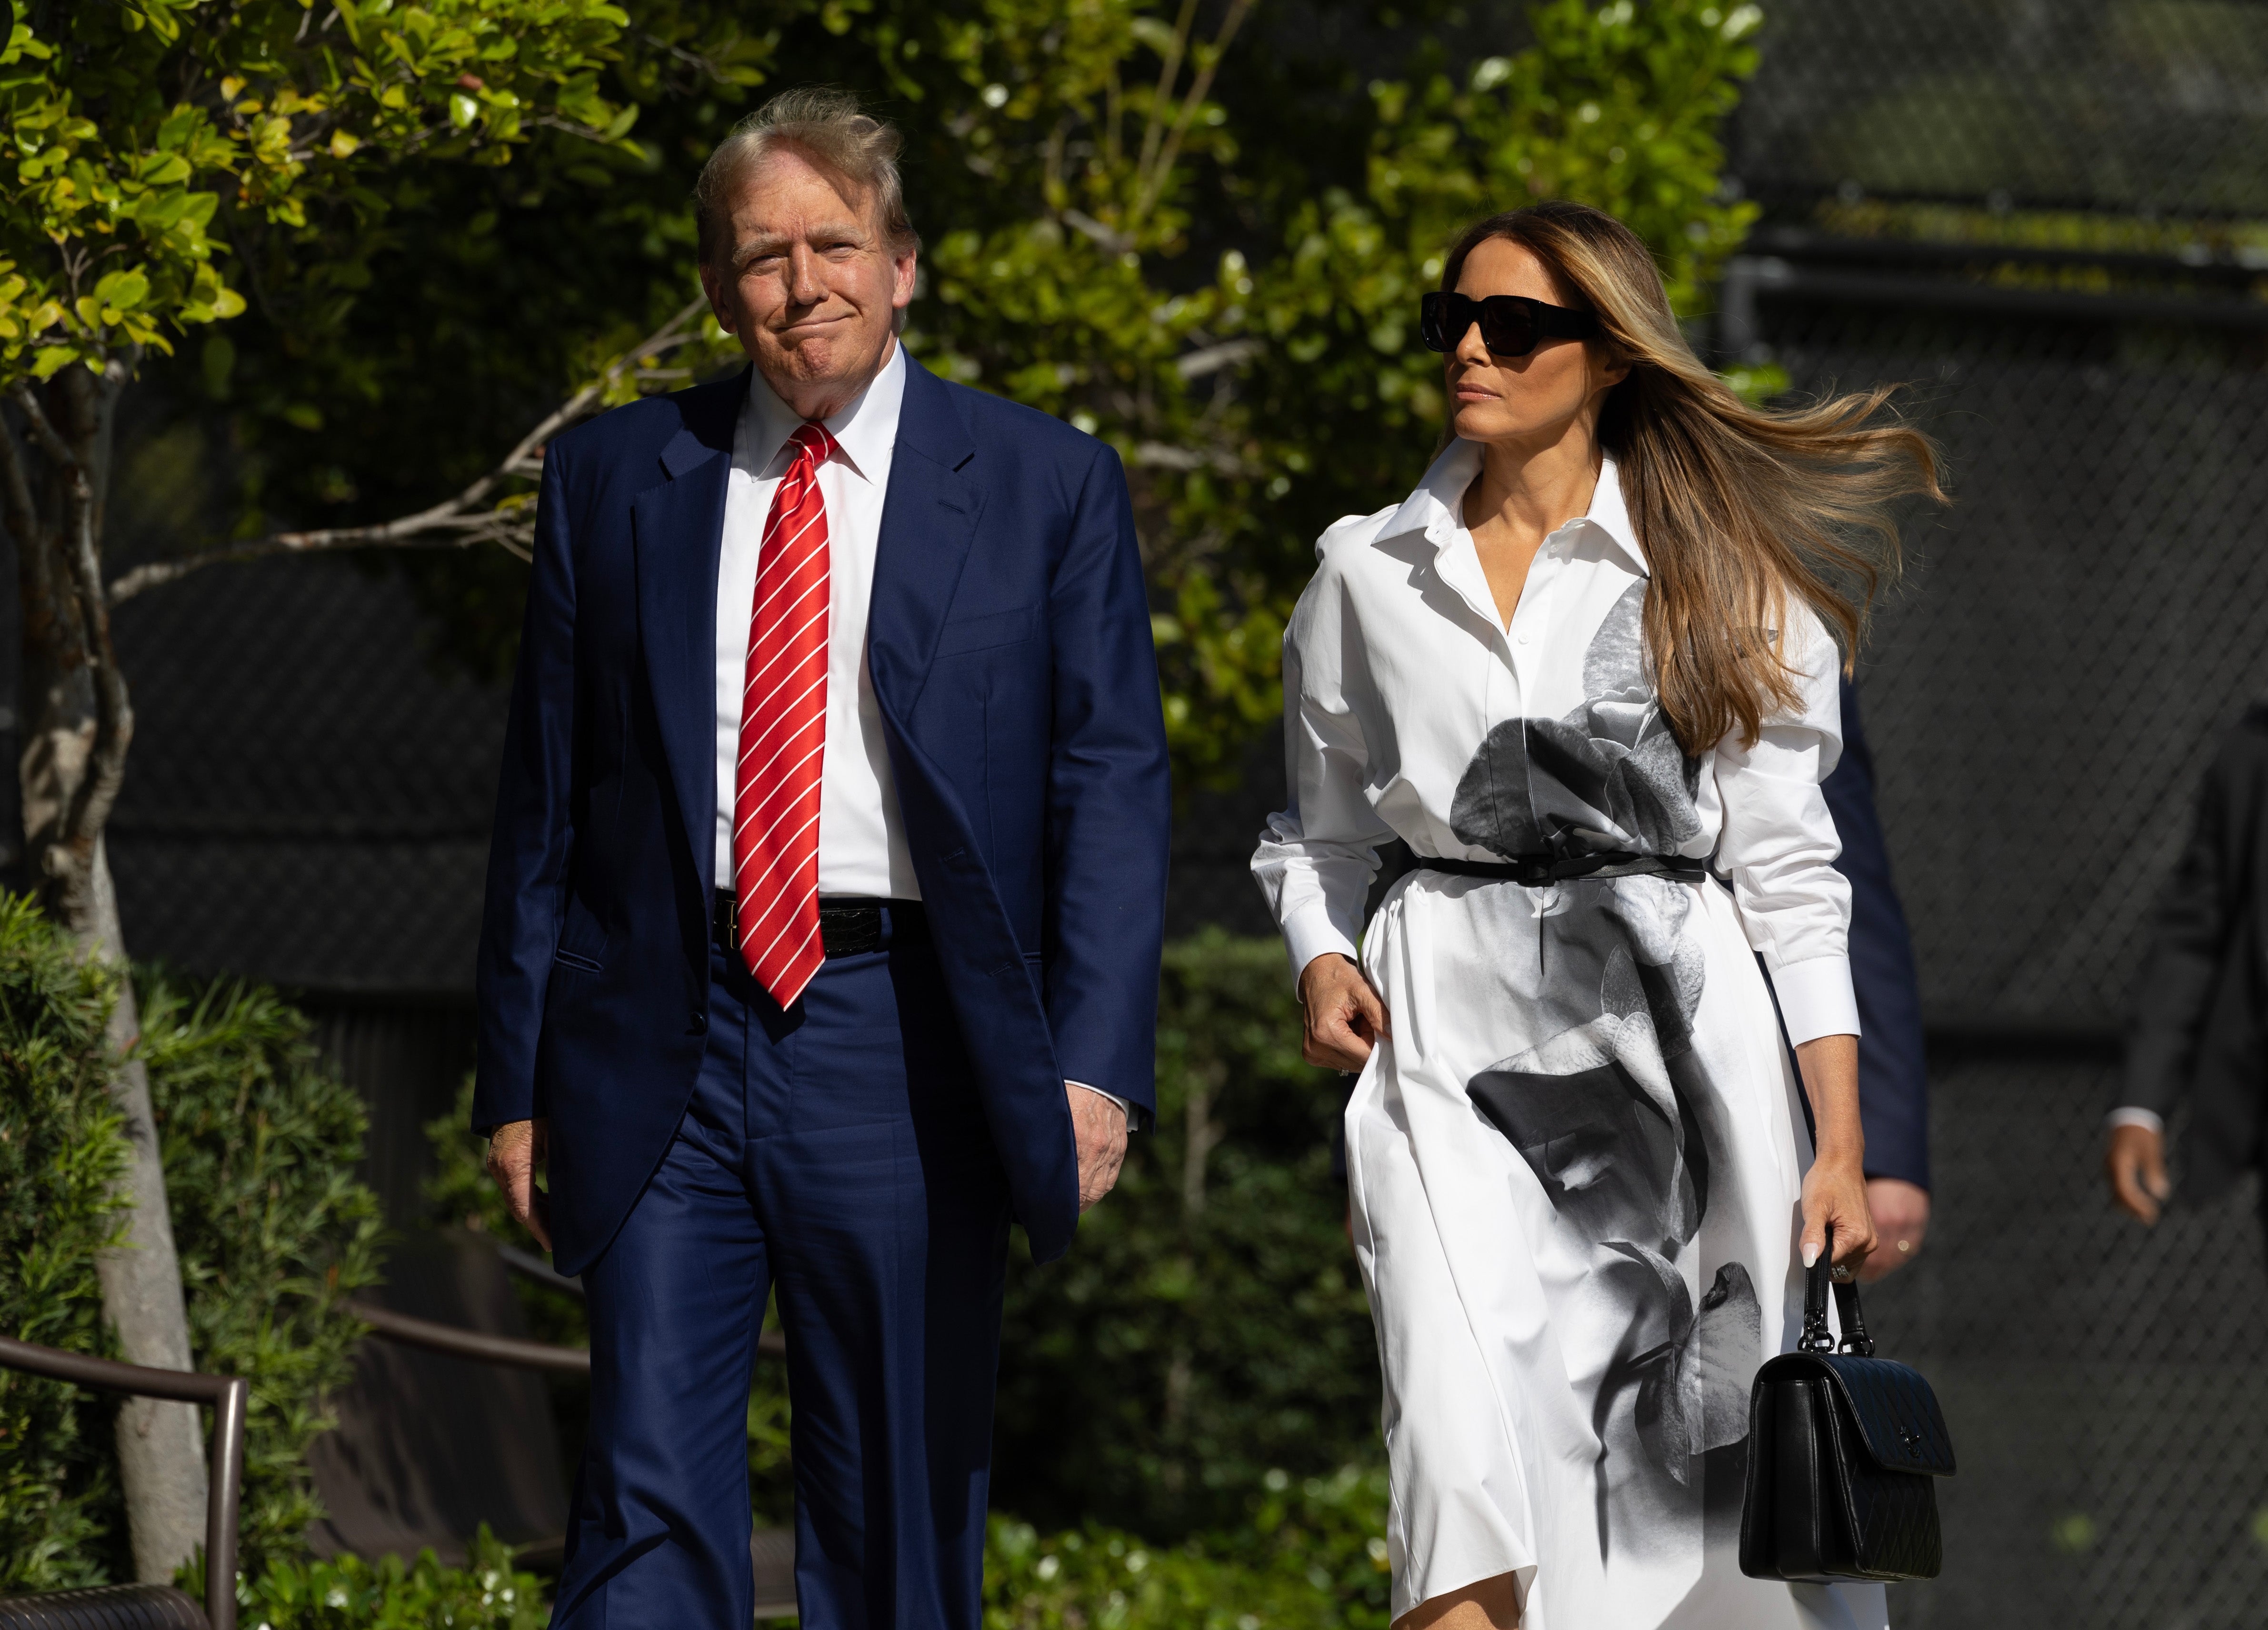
732, 419, 839, 1007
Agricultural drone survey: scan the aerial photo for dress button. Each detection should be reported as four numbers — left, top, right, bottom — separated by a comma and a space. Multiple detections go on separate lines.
690, 1011, 708, 1034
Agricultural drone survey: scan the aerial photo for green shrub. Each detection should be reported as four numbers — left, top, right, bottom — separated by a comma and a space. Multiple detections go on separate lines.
182, 1525, 547, 1630
0, 895, 387, 1590
984, 1466, 1391, 1630
992, 932, 1380, 1541
0, 895, 130, 1591
140, 973, 388, 1579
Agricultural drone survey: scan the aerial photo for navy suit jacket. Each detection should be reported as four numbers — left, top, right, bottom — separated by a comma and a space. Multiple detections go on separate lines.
473, 353, 1171, 1273
1824, 677, 1930, 1191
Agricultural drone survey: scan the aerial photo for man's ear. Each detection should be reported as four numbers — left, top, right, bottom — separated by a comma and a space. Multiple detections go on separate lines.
699, 261, 734, 334
892, 249, 918, 312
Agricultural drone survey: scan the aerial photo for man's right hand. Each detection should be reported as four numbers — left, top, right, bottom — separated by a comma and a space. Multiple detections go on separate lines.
1300, 954, 1389, 1072
486, 1117, 553, 1252
2106, 1122, 2171, 1226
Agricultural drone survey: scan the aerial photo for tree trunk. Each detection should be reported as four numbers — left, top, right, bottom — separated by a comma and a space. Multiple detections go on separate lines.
87, 842, 209, 1585
7, 366, 209, 1584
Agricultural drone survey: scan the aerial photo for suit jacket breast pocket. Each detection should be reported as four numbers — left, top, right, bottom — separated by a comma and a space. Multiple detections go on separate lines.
934, 605, 1039, 658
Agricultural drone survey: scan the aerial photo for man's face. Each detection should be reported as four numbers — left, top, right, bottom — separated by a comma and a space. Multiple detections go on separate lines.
699, 146, 917, 419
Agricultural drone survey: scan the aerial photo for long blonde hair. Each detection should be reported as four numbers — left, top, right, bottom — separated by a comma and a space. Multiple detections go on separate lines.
1439, 201, 1945, 751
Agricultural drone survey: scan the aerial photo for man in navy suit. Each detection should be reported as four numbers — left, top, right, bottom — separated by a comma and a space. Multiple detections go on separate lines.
472, 89, 1169, 1629
1823, 676, 1932, 1282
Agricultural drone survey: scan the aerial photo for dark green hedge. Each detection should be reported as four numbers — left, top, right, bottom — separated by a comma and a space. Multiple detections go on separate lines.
0, 895, 130, 1591
0, 896, 384, 1585
138, 972, 385, 1575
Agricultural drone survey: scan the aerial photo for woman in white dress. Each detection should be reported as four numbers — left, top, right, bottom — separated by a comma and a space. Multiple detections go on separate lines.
1252, 201, 1943, 1630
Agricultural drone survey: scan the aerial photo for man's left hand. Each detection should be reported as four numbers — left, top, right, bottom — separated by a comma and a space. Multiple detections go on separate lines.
1069, 1086, 1128, 1212
1858, 1177, 1930, 1283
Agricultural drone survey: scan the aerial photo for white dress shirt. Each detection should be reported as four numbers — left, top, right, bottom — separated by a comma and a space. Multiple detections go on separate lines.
1251, 445, 1861, 1046
712, 344, 1125, 1117
715, 342, 920, 899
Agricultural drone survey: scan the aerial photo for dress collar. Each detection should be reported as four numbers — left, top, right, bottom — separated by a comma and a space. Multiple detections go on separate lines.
1383, 439, 1649, 578
739, 336, 907, 485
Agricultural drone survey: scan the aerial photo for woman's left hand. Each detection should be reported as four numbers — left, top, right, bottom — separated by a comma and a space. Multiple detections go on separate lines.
1799, 1154, 1878, 1282
1792, 1033, 1875, 1282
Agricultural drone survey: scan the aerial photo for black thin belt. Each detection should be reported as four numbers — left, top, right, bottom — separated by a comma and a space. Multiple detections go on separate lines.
712, 890, 925, 958
1417, 851, 1710, 886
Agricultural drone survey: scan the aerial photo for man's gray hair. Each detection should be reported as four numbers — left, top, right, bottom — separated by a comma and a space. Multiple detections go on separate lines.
694, 88, 919, 267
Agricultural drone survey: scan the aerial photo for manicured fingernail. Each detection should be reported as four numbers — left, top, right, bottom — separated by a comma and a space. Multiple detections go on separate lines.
1801, 1243, 1819, 1268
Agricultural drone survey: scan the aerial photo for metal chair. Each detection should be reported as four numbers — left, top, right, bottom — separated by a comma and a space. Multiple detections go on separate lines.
0, 1336, 248, 1630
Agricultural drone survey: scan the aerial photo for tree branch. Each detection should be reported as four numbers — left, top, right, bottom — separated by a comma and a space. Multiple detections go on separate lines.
1135, 0, 1201, 192
0, 412, 39, 554
106, 296, 717, 606
1135, 0, 1253, 227
60, 460, 132, 863
10, 384, 80, 473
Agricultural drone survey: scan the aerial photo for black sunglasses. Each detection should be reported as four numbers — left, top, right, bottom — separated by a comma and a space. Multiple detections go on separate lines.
1420, 291, 1599, 358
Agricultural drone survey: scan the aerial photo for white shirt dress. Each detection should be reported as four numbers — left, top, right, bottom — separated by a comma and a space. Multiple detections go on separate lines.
1252, 443, 1889, 1630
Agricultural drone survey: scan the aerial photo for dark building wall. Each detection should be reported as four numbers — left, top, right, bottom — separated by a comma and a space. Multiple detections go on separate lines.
99, 554, 508, 1227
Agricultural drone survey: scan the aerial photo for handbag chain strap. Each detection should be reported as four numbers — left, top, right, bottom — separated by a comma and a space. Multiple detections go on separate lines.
1798, 1222, 1879, 1358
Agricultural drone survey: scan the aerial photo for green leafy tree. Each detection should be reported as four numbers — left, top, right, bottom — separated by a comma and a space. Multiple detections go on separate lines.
0, 0, 642, 1579
100, 0, 1763, 789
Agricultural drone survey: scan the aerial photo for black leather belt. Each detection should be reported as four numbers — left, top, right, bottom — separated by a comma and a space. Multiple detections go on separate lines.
1417, 851, 1710, 885
712, 890, 924, 959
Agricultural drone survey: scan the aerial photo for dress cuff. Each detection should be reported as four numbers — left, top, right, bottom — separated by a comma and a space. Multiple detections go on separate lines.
1772, 954, 1860, 1046
1280, 904, 1360, 992
2105, 1106, 2165, 1136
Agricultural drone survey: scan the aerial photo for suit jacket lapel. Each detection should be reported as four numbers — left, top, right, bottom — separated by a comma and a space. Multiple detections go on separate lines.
633, 368, 747, 901
869, 354, 984, 727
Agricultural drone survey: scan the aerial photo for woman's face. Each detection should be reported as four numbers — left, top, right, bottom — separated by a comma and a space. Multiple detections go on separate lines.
1443, 236, 1627, 447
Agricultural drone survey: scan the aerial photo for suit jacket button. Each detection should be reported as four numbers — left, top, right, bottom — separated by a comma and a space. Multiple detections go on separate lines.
690, 1011, 708, 1034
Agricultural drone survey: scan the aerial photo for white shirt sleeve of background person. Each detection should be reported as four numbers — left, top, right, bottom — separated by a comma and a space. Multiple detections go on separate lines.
1251, 557, 1397, 987
1710, 606, 1861, 1046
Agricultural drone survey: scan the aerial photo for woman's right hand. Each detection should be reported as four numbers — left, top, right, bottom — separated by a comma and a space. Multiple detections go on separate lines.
1300, 953, 1390, 1071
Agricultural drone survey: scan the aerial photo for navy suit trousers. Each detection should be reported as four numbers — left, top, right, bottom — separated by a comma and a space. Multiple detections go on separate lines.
551, 906, 1012, 1630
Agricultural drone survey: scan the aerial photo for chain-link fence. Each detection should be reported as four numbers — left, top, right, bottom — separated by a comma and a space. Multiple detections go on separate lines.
1719, 4, 2268, 1625
1741, 256, 2268, 1630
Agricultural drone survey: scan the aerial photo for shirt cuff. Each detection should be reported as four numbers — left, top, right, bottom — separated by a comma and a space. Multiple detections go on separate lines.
1771, 954, 1860, 1047
1280, 904, 1360, 993
2106, 1106, 2165, 1136
1068, 1080, 1128, 1117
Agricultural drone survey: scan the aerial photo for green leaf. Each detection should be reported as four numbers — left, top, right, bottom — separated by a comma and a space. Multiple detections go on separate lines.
91, 270, 151, 310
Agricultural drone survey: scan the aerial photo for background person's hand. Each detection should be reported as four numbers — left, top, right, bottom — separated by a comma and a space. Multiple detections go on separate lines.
2105, 1122, 2171, 1225
485, 1117, 552, 1252
1299, 954, 1389, 1072
1069, 1086, 1129, 1212
1857, 1177, 1930, 1282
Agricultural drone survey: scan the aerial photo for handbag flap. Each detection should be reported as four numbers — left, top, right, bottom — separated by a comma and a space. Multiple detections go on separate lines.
1756, 1353, 1957, 1476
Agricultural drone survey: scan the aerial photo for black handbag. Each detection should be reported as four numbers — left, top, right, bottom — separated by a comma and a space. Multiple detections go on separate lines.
1738, 1226, 1957, 1582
